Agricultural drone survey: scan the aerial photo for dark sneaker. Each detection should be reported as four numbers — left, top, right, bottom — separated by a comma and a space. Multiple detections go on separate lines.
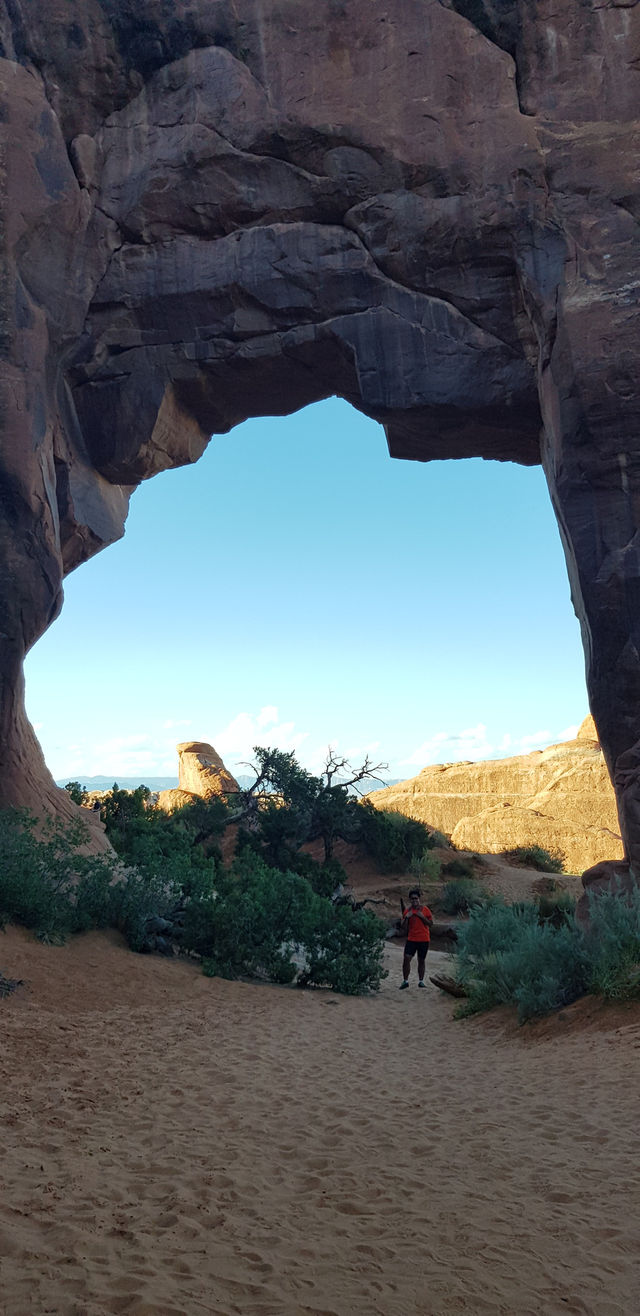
418, 981, 426, 989
399, 980, 409, 989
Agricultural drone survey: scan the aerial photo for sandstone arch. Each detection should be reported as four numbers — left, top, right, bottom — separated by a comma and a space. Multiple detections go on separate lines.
1, 1, 640, 868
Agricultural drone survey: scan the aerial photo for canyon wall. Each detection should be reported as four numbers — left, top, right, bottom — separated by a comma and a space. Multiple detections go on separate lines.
1, 1, 640, 871
369, 717, 624, 875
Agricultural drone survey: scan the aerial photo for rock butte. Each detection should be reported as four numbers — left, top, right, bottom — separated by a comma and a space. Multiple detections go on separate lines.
368, 716, 624, 876
157, 741, 239, 811
1, 2, 640, 883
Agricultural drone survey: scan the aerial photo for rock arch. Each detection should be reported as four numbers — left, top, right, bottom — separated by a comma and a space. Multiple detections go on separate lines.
1, 0, 639, 868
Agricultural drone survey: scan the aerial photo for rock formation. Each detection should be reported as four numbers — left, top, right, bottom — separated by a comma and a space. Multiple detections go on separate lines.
1, 2, 640, 876
369, 718, 624, 875
157, 741, 238, 810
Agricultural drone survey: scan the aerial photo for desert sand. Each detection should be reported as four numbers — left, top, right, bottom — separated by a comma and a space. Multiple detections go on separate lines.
1, 927, 639, 1316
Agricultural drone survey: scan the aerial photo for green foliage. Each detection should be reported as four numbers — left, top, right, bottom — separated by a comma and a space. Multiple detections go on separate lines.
455, 901, 589, 1023
358, 804, 433, 873
0, 809, 116, 942
100, 783, 151, 840
63, 781, 88, 806
507, 845, 565, 873
0, 803, 386, 995
182, 852, 386, 994
409, 849, 442, 881
536, 890, 576, 928
586, 881, 640, 1001
286, 852, 347, 899
429, 829, 453, 849
244, 747, 364, 864
300, 901, 387, 995
440, 878, 488, 916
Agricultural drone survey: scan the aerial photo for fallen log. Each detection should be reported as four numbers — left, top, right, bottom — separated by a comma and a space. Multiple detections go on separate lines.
430, 973, 467, 999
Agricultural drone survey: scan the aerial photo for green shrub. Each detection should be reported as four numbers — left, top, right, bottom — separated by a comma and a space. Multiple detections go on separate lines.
0, 808, 384, 995
409, 849, 442, 881
300, 901, 386, 995
506, 845, 565, 873
0, 810, 116, 942
287, 852, 347, 899
429, 829, 453, 849
184, 852, 386, 994
455, 901, 589, 1022
358, 804, 433, 872
440, 878, 488, 916
586, 881, 640, 1001
536, 890, 576, 928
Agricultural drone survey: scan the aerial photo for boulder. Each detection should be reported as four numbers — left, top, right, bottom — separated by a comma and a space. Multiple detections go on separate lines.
177, 742, 239, 799
369, 718, 623, 875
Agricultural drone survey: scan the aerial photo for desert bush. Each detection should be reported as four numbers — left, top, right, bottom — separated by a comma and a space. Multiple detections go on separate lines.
0, 809, 117, 942
299, 900, 387, 995
586, 881, 640, 1001
429, 829, 453, 849
440, 878, 488, 916
455, 901, 589, 1022
536, 890, 576, 928
187, 852, 386, 994
409, 849, 442, 881
506, 845, 565, 873
358, 804, 433, 872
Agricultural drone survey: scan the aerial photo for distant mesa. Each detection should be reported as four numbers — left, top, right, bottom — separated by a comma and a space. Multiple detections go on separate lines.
157, 741, 239, 812
367, 716, 622, 875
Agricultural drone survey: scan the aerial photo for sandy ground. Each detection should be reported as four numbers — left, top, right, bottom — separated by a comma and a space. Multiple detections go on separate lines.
1, 927, 640, 1316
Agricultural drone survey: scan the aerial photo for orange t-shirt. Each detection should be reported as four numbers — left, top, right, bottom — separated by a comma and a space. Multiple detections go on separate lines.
404, 904, 432, 943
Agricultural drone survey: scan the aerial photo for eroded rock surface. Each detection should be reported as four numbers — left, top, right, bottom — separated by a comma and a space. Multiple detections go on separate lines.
369, 718, 623, 875
1, 2, 639, 872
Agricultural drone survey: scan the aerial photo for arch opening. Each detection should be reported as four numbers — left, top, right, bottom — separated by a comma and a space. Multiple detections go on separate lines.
24, 398, 586, 793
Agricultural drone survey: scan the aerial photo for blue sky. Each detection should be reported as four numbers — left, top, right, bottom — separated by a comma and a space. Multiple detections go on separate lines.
25, 397, 588, 783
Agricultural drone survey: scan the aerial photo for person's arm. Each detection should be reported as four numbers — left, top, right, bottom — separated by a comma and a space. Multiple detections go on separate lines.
424, 905, 434, 928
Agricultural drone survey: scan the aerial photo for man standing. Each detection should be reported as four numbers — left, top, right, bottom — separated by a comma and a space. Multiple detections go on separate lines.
399, 887, 433, 989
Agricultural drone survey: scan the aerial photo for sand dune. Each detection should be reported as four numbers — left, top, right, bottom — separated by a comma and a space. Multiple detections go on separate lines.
1, 927, 639, 1315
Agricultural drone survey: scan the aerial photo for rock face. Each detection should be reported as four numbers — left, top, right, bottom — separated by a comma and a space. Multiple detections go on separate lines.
156, 742, 239, 811
176, 741, 239, 798
1, 3, 640, 873
369, 718, 624, 875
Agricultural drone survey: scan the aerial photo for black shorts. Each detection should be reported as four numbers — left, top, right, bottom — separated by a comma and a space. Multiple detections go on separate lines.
404, 940, 429, 959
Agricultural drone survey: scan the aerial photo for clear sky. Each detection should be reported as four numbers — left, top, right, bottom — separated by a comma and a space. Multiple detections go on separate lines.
24, 397, 588, 784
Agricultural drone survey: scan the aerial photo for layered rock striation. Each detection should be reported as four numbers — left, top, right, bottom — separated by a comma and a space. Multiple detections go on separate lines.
1, 2, 640, 872
369, 718, 624, 875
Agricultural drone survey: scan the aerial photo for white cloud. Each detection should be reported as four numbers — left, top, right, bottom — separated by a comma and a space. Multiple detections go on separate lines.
214, 708, 309, 767
257, 705, 279, 728
162, 718, 192, 730
396, 720, 586, 774
517, 729, 551, 749
400, 723, 494, 767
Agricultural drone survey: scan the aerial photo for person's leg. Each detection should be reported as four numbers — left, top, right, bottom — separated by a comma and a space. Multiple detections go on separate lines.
417, 945, 428, 984
400, 943, 414, 986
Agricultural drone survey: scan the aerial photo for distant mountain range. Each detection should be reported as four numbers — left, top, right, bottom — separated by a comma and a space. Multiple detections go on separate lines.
56, 775, 179, 791
55, 773, 400, 794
